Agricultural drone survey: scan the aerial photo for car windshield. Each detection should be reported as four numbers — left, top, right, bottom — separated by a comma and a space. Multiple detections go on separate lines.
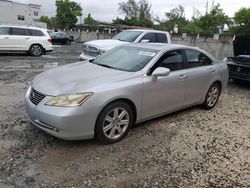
90, 46, 159, 72
113, 31, 143, 42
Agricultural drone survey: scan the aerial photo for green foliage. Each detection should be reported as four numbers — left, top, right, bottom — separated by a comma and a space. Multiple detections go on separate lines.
84, 13, 98, 25
182, 21, 202, 35
39, 16, 58, 29
158, 5, 188, 32
55, 0, 82, 29
114, 0, 154, 28
196, 4, 231, 35
234, 7, 250, 25
233, 8, 250, 35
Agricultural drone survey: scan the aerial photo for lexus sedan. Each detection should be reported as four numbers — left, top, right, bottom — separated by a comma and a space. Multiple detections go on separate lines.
25, 43, 229, 144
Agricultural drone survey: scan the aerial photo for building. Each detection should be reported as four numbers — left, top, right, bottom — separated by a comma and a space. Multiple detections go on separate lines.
0, 0, 46, 28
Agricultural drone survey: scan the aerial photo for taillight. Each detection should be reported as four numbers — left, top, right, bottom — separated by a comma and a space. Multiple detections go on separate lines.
48, 38, 52, 44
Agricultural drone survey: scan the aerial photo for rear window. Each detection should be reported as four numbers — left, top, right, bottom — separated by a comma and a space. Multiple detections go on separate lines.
0, 27, 10, 35
30, 29, 44, 36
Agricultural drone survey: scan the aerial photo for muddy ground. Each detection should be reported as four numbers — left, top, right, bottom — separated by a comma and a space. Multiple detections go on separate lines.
0, 43, 249, 187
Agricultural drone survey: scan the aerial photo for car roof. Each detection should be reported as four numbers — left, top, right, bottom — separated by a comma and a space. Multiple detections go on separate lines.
0, 24, 46, 31
124, 43, 199, 51
125, 29, 169, 33
124, 43, 216, 60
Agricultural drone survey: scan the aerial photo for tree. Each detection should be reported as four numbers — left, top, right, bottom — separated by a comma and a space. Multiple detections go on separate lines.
55, 0, 82, 29
39, 16, 58, 29
233, 8, 250, 35
196, 4, 231, 35
84, 13, 98, 25
114, 0, 154, 27
163, 5, 188, 32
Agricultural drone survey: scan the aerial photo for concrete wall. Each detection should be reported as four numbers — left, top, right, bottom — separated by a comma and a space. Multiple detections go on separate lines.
67, 30, 234, 59
171, 34, 234, 59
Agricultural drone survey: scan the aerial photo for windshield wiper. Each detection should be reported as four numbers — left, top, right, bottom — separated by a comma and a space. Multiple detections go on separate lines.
117, 38, 126, 42
95, 63, 113, 69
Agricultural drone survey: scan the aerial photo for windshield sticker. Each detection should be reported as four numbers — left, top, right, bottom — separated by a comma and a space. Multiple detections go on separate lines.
138, 51, 156, 57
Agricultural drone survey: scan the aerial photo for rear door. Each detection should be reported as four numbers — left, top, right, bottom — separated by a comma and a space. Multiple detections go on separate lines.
9, 27, 31, 51
0, 27, 11, 50
183, 49, 216, 105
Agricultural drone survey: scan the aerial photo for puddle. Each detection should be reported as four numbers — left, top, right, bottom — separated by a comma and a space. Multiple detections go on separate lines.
44, 62, 59, 69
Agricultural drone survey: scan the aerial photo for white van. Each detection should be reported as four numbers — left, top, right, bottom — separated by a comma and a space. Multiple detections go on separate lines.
0, 25, 53, 56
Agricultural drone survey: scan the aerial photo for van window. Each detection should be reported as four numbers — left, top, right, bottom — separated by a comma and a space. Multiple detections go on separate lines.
11, 28, 29, 36
0, 27, 10, 35
30, 29, 44, 36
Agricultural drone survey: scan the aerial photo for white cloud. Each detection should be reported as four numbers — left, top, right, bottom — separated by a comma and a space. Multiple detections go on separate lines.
13, 0, 250, 22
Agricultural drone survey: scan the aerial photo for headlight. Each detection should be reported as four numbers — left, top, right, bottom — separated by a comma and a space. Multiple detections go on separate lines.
45, 93, 93, 107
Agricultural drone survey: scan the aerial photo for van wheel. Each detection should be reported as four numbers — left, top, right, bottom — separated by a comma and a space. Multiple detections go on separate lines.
29, 44, 43, 56
95, 101, 134, 144
203, 83, 221, 109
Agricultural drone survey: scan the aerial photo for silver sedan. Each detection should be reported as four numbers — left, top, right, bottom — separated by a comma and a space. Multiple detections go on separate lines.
25, 43, 229, 144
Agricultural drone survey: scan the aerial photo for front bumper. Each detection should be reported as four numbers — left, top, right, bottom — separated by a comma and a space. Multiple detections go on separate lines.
228, 64, 250, 81
24, 88, 98, 140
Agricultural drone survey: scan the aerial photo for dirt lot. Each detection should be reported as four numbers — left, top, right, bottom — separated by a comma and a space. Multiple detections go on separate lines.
0, 43, 249, 187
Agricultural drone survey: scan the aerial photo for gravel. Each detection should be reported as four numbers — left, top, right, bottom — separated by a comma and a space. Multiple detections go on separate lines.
0, 43, 249, 187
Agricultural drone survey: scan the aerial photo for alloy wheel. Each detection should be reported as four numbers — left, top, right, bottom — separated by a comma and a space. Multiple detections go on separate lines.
31, 45, 42, 56
103, 107, 130, 140
206, 86, 219, 107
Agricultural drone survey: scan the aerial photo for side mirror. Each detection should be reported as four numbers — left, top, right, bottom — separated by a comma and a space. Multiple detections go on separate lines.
141, 39, 150, 43
152, 67, 170, 77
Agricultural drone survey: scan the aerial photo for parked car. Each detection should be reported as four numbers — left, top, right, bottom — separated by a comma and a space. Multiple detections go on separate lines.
0, 25, 53, 56
80, 29, 171, 60
50, 32, 71, 45
25, 43, 228, 144
223, 35, 250, 82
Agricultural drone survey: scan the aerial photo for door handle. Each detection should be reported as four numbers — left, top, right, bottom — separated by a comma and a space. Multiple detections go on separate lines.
209, 68, 215, 73
4, 37, 9, 39
25, 37, 30, 40
179, 74, 188, 79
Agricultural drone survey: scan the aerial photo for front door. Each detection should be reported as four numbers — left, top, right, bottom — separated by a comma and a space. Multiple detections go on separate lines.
142, 50, 188, 119
0, 27, 10, 50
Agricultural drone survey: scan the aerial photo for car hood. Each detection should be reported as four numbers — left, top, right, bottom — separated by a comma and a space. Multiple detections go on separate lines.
85, 39, 128, 51
32, 62, 134, 96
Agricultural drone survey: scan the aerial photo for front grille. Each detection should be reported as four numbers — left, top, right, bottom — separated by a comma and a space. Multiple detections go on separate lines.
29, 88, 46, 105
82, 45, 100, 57
229, 65, 250, 76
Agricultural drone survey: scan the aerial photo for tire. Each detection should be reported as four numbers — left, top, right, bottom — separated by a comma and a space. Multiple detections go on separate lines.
95, 101, 134, 144
29, 44, 43, 56
66, 40, 71, 45
202, 83, 221, 110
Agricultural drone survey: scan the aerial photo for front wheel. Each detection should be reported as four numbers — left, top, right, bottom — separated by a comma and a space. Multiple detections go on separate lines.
29, 44, 43, 56
95, 101, 134, 144
202, 83, 221, 109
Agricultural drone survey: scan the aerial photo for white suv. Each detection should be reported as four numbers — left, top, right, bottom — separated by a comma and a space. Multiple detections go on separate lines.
0, 25, 53, 56
80, 29, 171, 60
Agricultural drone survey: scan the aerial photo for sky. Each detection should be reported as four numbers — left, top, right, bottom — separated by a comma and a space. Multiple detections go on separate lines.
14, 0, 250, 22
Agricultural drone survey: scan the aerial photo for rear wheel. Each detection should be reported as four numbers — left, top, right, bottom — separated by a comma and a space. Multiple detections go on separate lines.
95, 101, 134, 144
203, 83, 221, 109
29, 44, 43, 56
